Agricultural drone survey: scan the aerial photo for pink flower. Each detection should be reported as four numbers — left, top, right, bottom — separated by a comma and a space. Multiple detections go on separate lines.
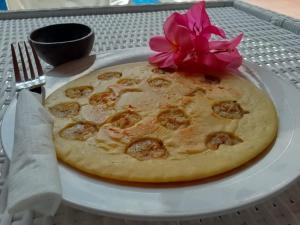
148, 1, 243, 73
149, 13, 193, 68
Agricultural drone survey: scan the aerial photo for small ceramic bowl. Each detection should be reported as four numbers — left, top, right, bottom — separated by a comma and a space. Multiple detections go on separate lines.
29, 23, 94, 66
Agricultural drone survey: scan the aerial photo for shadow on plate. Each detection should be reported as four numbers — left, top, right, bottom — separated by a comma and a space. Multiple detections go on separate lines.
47, 55, 96, 77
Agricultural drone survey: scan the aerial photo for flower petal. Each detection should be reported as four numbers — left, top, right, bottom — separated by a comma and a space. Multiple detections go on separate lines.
197, 49, 243, 71
173, 12, 189, 28
163, 13, 178, 43
229, 33, 243, 49
202, 25, 226, 38
149, 52, 169, 64
187, 1, 210, 31
173, 50, 188, 65
149, 52, 176, 68
163, 13, 194, 50
200, 53, 225, 68
215, 50, 243, 68
209, 33, 243, 50
174, 26, 194, 51
160, 53, 176, 68
209, 40, 229, 50
149, 36, 173, 52
164, 13, 193, 48
194, 35, 209, 52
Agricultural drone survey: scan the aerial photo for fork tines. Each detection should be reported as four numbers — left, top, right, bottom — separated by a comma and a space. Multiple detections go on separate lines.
11, 42, 45, 91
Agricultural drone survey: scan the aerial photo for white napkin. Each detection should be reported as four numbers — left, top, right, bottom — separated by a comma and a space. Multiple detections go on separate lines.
7, 89, 62, 216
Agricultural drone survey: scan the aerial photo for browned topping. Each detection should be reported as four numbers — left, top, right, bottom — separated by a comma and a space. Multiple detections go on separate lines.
151, 68, 173, 74
59, 122, 97, 141
205, 132, 243, 150
111, 110, 142, 129
148, 78, 171, 88
213, 101, 248, 119
49, 102, 80, 118
98, 71, 122, 80
203, 75, 220, 84
89, 91, 117, 107
126, 138, 168, 160
119, 88, 142, 95
117, 78, 141, 86
185, 88, 206, 96
65, 86, 94, 98
158, 108, 190, 130
103, 126, 125, 140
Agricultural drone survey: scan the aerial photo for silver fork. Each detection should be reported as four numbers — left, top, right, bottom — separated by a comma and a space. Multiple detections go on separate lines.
11, 42, 45, 93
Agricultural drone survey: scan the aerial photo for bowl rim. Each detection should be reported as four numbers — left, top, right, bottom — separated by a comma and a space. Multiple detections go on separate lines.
29, 23, 94, 45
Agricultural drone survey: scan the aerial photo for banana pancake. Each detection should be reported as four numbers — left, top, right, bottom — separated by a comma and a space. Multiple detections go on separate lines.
45, 61, 278, 183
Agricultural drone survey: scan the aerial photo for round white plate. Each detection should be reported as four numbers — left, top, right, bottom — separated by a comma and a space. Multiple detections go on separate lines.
2, 48, 300, 220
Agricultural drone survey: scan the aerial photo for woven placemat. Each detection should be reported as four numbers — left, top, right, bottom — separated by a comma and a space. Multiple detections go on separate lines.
0, 2, 300, 225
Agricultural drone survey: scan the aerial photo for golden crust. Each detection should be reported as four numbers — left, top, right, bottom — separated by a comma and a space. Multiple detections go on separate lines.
46, 62, 278, 183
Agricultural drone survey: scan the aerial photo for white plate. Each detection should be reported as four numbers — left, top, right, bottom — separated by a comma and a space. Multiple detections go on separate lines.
2, 48, 300, 220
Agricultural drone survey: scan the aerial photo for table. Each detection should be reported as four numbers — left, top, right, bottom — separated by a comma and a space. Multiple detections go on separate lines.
244, 0, 300, 20
0, 1, 300, 225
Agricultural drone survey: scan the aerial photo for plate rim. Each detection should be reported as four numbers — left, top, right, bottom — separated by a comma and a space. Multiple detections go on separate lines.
2, 47, 300, 220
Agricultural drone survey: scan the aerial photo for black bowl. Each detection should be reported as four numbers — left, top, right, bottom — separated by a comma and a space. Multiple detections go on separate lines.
29, 23, 94, 66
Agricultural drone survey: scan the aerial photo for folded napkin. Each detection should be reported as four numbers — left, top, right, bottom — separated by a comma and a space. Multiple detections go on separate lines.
7, 89, 62, 216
